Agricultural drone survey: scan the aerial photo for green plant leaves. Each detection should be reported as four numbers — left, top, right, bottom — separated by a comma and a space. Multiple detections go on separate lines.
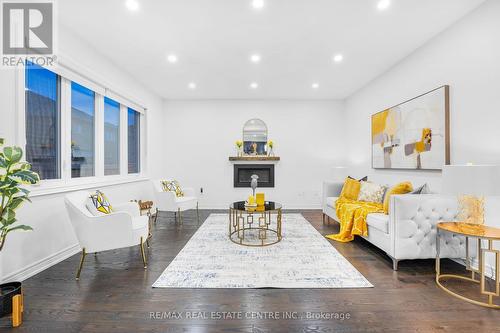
21, 163, 32, 170
7, 225, 33, 233
0, 155, 6, 168
10, 169, 40, 184
3, 146, 23, 164
9, 197, 25, 210
0, 142, 38, 251
1, 207, 16, 225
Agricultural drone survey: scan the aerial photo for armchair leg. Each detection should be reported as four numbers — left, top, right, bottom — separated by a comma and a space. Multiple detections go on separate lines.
196, 202, 200, 224
154, 208, 159, 224
392, 258, 399, 271
140, 237, 148, 269
322, 213, 325, 224
76, 248, 86, 280
178, 208, 183, 224
147, 215, 153, 243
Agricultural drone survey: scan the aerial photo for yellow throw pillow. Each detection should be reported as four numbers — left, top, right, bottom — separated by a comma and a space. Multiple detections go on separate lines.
383, 182, 413, 214
339, 177, 361, 201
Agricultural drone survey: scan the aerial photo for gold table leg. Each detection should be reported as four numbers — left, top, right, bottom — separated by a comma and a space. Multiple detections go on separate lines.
436, 233, 499, 309
228, 207, 282, 247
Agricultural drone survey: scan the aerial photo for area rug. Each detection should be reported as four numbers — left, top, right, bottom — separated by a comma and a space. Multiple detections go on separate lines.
152, 213, 373, 288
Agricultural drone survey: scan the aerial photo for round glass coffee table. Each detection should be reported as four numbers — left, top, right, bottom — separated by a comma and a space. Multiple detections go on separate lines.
229, 201, 282, 247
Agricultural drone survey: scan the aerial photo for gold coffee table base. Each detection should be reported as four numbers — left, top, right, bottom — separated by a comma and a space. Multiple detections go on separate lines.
436, 274, 500, 309
229, 201, 282, 247
229, 227, 281, 247
436, 222, 500, 309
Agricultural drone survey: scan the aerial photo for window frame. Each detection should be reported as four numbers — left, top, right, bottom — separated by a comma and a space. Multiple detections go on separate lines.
103, 97, 121, 176
16, 63, 147, 196
24, 62, 62, 181
127, 107, 141, 175
70, 81, 97, 179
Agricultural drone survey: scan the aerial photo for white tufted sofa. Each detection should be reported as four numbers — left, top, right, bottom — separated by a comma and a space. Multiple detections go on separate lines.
322, 182, 468, 270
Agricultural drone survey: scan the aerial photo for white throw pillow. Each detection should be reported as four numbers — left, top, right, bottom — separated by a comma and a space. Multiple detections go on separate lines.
357, 181, 387, 204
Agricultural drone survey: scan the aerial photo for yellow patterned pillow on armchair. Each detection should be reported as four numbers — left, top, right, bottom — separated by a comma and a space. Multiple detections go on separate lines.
89, 190, 113, 214
161, 180, 184, 197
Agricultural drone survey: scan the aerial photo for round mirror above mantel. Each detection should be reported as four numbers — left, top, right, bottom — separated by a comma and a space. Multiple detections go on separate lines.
230, 118, 280, 161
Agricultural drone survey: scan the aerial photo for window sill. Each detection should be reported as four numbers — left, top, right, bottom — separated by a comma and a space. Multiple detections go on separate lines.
28, 175, 150, 197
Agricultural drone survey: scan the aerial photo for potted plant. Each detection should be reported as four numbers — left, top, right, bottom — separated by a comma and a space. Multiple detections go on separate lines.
0, 138, 40, 318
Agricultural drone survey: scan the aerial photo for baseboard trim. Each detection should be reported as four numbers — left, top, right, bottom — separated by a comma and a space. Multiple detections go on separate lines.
453, 258, 496, 280
1, 243, 80, 283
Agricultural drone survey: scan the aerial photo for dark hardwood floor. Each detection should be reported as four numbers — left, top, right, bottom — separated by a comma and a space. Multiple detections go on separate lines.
1, 210, 498, 332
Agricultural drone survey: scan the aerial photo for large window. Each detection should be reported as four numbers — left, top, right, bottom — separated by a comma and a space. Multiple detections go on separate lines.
25, 63, 61, 180
104, 98, 120, 175
24, 63, 144, 186
128, 108, 140, 174
71, 82, 95, 178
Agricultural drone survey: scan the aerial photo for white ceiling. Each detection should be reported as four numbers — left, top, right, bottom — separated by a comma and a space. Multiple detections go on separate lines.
59, 0, 485, 100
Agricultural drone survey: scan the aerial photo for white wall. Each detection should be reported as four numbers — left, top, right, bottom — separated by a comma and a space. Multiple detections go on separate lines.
344, 0, 500, 192
0, 26, 164, 282
162, 100, 345, 209
343, 0, 500, 274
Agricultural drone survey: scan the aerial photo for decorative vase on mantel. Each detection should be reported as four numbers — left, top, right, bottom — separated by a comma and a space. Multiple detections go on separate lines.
235, 140, 243, 157
267, 147, 275, 157
267, 140, 275, 157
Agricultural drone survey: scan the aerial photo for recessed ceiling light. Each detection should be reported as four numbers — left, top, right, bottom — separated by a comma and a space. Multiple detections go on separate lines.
250, 54, 261, 63
125, 0, 139, 11
188, 82, 196, 90
166, 54, 178, 63
377, 0, 391, 11
333, 54, 343, 63
250, 82, 259, 89
251, 0, 265, 10
312, 83, 320, 89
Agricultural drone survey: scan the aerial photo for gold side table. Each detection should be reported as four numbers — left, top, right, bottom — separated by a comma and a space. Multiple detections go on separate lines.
132, 200, 156, 244
436, 222, 500, 309
229, 201, 282, 247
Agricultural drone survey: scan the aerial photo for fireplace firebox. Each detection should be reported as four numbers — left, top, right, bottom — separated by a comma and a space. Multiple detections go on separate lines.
233, 164, 275, 188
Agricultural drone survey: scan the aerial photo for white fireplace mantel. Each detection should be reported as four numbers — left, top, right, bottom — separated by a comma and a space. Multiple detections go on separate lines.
228, 156, 280, 162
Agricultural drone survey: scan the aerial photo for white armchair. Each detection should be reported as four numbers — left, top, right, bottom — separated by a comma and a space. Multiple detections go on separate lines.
152, 179, 199, 224
64, 191, 149, 279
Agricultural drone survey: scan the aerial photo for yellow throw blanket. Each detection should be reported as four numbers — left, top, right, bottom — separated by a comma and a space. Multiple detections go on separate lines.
325, 198, 384, 242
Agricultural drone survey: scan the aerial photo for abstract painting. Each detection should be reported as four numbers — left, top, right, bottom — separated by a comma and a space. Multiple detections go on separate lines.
372, 86, 449, 170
